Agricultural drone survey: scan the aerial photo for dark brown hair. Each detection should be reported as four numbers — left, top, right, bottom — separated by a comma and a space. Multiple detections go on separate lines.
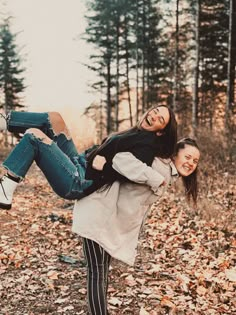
149, 106, 177, 158
175, 138, 200, 204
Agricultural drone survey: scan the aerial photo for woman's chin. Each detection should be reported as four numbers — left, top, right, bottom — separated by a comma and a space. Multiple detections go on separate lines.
178, 170, 190, 177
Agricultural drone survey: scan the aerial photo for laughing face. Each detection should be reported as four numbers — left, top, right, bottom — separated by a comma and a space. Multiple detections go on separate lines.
140, 107, 170, 132
174, 144, 200, 177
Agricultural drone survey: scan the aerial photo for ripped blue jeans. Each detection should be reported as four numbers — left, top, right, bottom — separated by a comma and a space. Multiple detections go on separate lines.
2, 111, 93, 200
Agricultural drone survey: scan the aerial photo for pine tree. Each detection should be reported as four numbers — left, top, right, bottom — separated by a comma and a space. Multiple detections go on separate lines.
84, 0, 117, 134
172, 0, 180, 112
160, 0, 193, 117
0, 19, 25, 113
199, 0, 229, 129
84, 0, 168, 131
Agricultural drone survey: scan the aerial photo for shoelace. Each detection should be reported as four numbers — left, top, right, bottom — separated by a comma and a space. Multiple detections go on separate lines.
0, 177, 8, 200
0, 113, 6, 120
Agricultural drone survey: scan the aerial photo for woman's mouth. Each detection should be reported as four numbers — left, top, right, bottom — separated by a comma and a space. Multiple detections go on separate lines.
145, 115, 152, 126
182, 164, 191, 172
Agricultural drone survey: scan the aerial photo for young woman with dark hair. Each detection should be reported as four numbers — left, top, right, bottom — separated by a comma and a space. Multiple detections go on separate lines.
174, 138, 199, 203
0, 106, 177, 210
73, 137, 200, 315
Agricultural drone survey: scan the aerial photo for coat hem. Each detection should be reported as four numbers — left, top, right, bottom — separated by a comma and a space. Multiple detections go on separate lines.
72, 229, 135, 266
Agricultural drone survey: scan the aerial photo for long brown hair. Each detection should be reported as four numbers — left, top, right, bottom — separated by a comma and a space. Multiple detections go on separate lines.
87, 105, 177, 162
176, 138, 200, 204
147, 106, 177, 158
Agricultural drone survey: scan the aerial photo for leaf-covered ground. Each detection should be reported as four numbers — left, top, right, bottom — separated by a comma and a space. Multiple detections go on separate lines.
0, 151, 235, 315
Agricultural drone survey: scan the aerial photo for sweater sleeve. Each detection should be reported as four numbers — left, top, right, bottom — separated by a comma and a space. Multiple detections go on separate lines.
111, 152, 165, 192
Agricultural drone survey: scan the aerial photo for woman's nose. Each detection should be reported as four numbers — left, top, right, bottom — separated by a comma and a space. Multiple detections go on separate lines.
152, 112, 158, 120
189, 159, 194, 166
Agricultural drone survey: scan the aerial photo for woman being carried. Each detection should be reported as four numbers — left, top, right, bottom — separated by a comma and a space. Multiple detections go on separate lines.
0, 106, 177, 210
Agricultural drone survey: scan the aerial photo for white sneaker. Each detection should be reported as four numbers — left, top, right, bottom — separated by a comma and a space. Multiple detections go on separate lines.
0, 175, 18, 210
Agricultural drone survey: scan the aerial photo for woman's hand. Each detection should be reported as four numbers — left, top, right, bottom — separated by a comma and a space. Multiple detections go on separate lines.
92, 155, 107, 171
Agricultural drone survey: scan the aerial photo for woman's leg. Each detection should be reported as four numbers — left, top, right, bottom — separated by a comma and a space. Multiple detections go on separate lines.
7, 111, 83, 162
0, 128, 91, 209
6, 111, 66, 137
82, 238, 111, 315
6, 111, 55, 138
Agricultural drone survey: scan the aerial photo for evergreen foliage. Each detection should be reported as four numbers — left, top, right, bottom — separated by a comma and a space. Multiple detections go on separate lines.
0, 19, 25, 113
83, 0, 167, 136
199, 0, 229, 128
83, 0, 235, 136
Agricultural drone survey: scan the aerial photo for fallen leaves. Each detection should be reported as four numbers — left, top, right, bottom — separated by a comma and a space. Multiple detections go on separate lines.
0, 157, 235, 314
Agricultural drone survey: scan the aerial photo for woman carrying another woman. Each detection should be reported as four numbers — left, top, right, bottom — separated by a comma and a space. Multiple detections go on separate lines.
0, 106, 177, 209
0, 108, 200, 314
72, 137, 200, 315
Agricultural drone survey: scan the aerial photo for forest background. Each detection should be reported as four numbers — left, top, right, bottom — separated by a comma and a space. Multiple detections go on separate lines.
0, 0, 235, 314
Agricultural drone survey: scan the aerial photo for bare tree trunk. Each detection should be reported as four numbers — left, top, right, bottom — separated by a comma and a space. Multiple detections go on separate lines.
115, 17, 120, 131
146, 0, 151, 108
142, 53, 145, 113
141, 0, 146, 113
226, 0, 236, 129
135, 0, 140, 121
232, 0, 236, 105
173, 0, 179, 112
124, 12, 133, 127
136, 56, 140, 121
4, 81, 8, 146
106, 58, 112, 134
99, 87, 104, 142
192, 0, 200, 136
126, 60, 133, 127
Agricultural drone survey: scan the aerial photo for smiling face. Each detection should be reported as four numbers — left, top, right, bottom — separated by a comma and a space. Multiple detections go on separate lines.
140, 107, 170, 132
174, 144, 200, 177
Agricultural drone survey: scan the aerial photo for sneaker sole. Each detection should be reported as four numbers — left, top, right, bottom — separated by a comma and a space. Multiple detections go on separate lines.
0, 202, 11, 210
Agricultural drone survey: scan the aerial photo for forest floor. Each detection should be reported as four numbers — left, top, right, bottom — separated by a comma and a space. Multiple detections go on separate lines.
0, 144, 235, 315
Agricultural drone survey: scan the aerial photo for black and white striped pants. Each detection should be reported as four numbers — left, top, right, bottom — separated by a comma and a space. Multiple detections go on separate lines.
82, 238, 111, 315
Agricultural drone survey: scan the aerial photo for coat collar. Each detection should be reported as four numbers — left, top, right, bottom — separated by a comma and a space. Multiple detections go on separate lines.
170, 160, 179, 177
158, 158, 179, 178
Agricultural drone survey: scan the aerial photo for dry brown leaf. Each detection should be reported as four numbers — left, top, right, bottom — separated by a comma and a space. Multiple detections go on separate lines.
108, 296, 122, 306
196, 285, 207, 296
125, 274, 137, 286
139, 306, 150, 315
47, 270, 59, 280
225, 268, 236, 282
160, 296, 176, 308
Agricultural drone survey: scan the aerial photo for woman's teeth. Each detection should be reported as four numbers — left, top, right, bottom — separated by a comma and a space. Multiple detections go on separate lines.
183, 165, 191, 171
146, 116, 152, 125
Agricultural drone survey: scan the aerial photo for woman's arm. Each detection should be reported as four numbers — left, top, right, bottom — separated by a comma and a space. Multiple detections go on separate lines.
112, 152, 166, 192
93, 152, 166, 193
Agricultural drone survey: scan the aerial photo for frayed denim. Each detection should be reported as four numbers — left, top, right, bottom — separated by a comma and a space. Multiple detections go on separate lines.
2, 111, 92, 200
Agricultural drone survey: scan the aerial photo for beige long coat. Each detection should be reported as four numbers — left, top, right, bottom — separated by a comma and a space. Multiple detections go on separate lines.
72, 152, 178, 265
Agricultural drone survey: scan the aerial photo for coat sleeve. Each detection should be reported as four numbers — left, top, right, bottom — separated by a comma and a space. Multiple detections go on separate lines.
111, 152, 165, 192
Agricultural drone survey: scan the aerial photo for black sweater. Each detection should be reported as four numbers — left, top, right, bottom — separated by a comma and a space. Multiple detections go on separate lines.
83, 129, 164, 196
